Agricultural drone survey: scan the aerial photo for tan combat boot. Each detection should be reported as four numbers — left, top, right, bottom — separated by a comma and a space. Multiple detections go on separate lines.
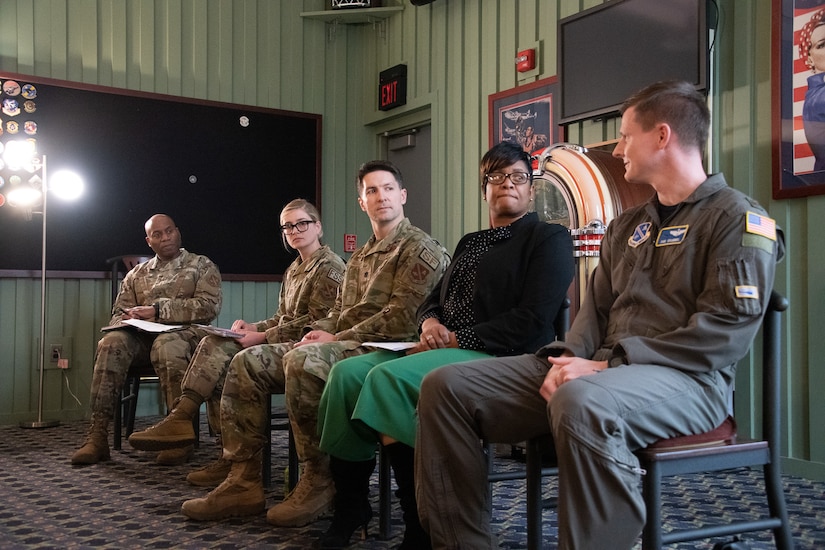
71, 415, 111, 465
128, 394, 200, 451
266, 456, 335, 527
156, 445, 195, 465
181, 452, 266, 521
187, 456, 232, 487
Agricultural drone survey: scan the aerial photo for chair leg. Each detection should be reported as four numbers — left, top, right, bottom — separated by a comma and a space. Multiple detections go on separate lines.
262, 395, 298, 492
640, 460, 663, 550
125, 378, 140, 438
378, 444, 393, 540
526, 438, 543, 550
262, 401, 273, 489
113, 388, 123, 451
764, 462, 794, 550
485, 442, 494, 506
114, 376, 138, 451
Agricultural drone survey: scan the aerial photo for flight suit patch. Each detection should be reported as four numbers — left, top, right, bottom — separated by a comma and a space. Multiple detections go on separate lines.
628, 222, 652, 248
655, 225, 689, 247
735, 285, 759, 300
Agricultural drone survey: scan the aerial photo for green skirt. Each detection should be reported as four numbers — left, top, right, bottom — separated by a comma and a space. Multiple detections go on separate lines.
318, 348, 490, 461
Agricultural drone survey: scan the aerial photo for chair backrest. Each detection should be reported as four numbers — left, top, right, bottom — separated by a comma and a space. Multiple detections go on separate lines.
106, 254, 152, 306
554, 297, 571, 342
763, 290, 788, 460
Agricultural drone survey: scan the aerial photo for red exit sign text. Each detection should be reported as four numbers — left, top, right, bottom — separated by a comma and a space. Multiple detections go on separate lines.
378, 64, 407, 111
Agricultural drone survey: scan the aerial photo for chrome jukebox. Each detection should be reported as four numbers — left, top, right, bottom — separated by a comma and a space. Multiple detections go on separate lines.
531, 143, 654, 315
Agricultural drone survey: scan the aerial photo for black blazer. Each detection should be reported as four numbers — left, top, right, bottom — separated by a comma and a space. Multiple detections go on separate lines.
416, 212, 574, 356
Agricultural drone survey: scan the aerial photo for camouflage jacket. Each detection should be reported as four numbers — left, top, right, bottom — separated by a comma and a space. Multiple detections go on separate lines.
254, 245, 345, 343
111, 248, 222, 325
311, 218, 449, 342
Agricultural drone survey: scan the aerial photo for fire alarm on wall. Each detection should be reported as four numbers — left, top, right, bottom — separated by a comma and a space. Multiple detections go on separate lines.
515, 49, 536, 73
344, 234, 357, 253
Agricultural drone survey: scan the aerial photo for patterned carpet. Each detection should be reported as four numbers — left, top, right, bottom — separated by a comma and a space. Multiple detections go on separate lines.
0, 416, 823, 549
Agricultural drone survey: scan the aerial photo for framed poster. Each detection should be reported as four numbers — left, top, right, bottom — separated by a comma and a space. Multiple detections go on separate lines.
772, 0, 825, 199
488, 76, 560, 154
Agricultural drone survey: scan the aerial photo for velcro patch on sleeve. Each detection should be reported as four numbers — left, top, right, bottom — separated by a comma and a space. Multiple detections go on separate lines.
742, 233, 775, 254
419, 248, 440, 271
327, 268, 344, 285
735, 285, 759, 300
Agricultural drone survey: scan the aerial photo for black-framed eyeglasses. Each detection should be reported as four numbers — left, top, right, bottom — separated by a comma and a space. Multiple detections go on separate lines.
280, 220, 314, 234
484, 171, 531, 185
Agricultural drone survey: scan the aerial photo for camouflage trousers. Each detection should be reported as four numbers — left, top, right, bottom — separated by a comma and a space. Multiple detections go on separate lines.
88, 326, 208, 420
182, 335, 245, 434
219, 340, 367, 464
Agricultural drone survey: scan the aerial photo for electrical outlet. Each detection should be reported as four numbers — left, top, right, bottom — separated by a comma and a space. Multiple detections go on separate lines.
37, 336, 72, 370
50, 344, 63, 362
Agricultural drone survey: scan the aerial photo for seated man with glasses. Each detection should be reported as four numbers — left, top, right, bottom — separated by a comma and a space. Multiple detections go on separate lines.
128, 199, 345, 483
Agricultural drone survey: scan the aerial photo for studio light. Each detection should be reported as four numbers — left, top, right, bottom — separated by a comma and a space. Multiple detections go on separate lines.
2, 141, 85, 429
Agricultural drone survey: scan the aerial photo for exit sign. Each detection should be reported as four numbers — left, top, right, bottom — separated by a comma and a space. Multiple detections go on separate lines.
378, 64, 407, 111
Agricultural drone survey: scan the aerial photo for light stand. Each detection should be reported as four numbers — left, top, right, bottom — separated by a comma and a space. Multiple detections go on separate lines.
21, 155, 60, 429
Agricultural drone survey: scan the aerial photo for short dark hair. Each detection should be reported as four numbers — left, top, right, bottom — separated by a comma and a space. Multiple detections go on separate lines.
620, 80, 710, 152
479, 141, 533, 191
356, 160, 404, 194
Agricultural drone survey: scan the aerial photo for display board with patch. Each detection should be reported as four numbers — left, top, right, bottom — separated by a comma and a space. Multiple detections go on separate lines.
0, 73, 321, 277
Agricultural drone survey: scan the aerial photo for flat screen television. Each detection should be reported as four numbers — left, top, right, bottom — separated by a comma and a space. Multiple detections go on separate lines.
558, 0, 709, 124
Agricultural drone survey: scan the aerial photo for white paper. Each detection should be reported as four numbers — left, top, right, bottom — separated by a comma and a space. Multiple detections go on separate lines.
101, 319, 183, 333
121, 319, 184, 332
362, 341, 417, 351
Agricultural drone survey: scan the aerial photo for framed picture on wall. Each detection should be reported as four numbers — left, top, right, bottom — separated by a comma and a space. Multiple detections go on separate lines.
488, 76, 560, 155
772, 0, 825, 199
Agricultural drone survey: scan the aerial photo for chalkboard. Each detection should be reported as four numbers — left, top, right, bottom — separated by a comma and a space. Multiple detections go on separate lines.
0, 73, 321, 276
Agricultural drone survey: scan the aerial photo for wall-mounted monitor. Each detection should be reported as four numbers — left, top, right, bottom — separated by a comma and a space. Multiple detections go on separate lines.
558, 0, 709, 124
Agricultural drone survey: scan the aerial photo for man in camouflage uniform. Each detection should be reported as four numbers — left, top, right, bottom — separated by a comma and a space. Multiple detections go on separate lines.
178, 160, 449, 527
71, 214, 222, 466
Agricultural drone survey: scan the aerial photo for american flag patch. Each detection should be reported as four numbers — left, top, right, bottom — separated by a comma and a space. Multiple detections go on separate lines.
746, 212, 776, 241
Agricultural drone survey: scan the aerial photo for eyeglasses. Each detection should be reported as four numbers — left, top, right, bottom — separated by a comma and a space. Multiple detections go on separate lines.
484, 171, 531, 186
280, 220, 314, 234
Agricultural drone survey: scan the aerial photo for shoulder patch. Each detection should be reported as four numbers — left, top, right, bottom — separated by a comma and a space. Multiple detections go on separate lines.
327, 268, 344, 285
320, 282, 338, 301
735, 285, 759, 300
410, 262, 433, 285
742, 233, 775, 254
419, 248, 440, 271
628, 222, 652, 248
745, 212, 776, 241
